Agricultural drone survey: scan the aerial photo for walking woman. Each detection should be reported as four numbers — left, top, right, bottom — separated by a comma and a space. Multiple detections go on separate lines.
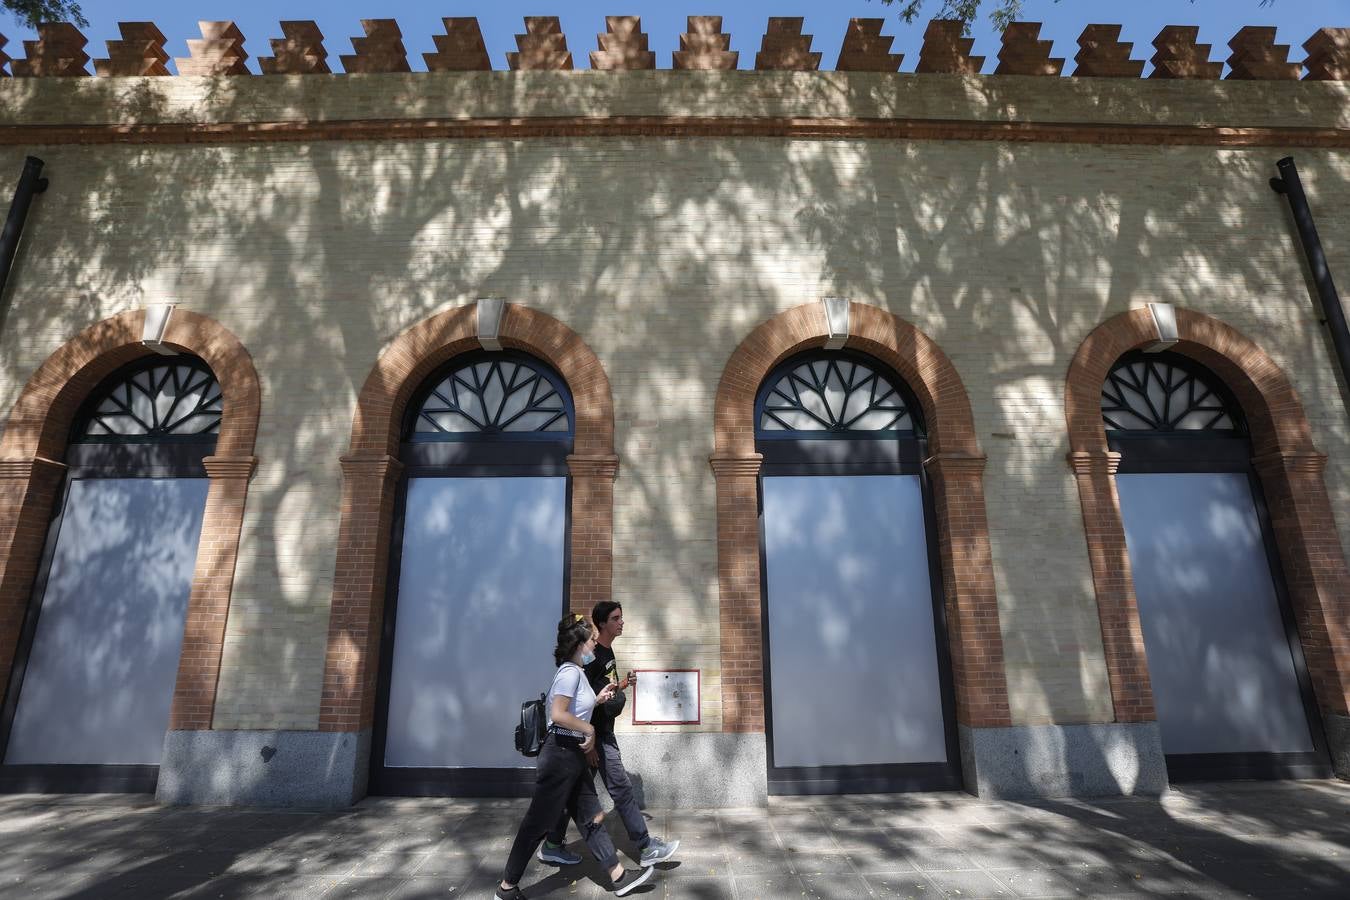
496, 615, 657, 899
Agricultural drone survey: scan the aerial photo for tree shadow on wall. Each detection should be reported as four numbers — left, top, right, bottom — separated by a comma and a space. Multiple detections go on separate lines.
0, 69, 1347, 797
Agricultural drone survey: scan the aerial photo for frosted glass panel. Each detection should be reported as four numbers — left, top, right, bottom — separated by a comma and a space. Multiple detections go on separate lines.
385, 477, 565, 768
1117, 473, 1314, 755
5, 477, 207, 765
763, 475, 948, 767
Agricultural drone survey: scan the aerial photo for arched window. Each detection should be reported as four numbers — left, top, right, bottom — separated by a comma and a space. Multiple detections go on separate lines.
0, 356, 217, 792
373, 351, 574, 796
1104, 350, 1329, 781
753, 350, 959, 794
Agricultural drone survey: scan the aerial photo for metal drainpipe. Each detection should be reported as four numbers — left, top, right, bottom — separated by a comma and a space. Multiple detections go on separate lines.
0, 156, 50, 327
1270, 156, 1350, 401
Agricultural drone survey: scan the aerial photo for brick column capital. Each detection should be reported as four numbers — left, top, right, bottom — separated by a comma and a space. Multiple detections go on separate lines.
339, 452, 404, 483
566, 453, 620, 479
0, 456, 67, 483
709, 453, 763, 479
1251, 448, 1328, 477
202, 455, 258, 480
924, 451, 988, 478
1067, 449, 1123, 476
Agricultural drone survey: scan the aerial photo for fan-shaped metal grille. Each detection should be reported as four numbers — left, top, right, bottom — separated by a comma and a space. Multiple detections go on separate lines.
75, 361, 222, 440
412, 357, 571, 436
1102, 357, 1238, 432
759, 357, 913, 434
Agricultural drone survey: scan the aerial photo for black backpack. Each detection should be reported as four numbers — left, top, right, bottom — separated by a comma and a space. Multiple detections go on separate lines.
515, 693, 548, 757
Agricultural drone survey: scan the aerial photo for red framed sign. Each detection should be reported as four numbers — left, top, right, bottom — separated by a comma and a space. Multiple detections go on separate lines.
631, 669, 701, 725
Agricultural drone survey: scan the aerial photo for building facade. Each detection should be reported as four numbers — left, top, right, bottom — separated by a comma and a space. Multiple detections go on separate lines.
0, 17, 1348, 808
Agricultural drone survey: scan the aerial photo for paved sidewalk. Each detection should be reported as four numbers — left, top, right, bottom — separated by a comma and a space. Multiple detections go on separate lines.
0, 781, 1347, 898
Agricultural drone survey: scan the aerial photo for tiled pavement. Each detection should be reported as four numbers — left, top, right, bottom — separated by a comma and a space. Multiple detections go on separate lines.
0, 781, 1348, 898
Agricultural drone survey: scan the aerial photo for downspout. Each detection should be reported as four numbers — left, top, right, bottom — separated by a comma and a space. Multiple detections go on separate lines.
1270, 156, 1350, 401
0, 156, 49, 331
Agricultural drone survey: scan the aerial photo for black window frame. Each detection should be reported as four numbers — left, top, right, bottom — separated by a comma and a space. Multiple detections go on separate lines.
1104, 350, 1332, 782
754, 350, 962, 796
370, 350, 576, 797
0, 353, 217, 795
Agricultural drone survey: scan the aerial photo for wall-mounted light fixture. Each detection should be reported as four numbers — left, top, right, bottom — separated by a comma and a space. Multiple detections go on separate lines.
142, 302, 178, 356
822, 297, 849, 350
477, 298, 505, 351
1144, 302, 1179, 353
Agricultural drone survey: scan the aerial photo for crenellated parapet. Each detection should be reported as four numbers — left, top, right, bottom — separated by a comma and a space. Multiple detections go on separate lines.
94, 22, 169, 76
916, 20, 984, 75
591, 16, 655, 71
1226, 26, 1301, 81
508, 17, 572, 71
1, 18, 1346, 80
755, 17, 820, 71
1304, 28, 1350, 81
341, 20, 409, 74
995, 22, 1063, 76
12, 22, 88, 76
835, 19, 901, 72
258, 21, 329, 75
0, 34, 10, 77
176, 21, 248, 76
424, 18, 491, 72
673, 16, 737, 71
1074, 24, 1143, 78
1150, 25, 1223, 80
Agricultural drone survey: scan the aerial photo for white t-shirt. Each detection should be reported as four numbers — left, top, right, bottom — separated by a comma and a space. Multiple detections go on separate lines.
546, 662, 596, 738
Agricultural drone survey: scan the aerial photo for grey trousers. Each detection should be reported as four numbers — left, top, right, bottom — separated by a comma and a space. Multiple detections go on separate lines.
547, 732, 650, 849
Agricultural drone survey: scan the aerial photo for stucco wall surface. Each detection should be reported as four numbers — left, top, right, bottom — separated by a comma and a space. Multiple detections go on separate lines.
0, 75, 1347, 732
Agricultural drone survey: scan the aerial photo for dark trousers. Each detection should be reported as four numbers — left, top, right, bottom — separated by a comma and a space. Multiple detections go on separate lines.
547, 732, 650, 850
502, 735, 619, 886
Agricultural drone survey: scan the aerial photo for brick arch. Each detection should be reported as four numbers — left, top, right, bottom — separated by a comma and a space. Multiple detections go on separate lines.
319, 302, 617, 732
0, 308, 261, 732
1065, 306, 1350, 728
710, 300, 1010, 735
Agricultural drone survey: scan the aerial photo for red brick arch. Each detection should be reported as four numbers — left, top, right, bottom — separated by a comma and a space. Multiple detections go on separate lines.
1065, 306, 1350, 725
0, 308, 261, 731
711, 300, 1011, 734
319, 302, 616, 732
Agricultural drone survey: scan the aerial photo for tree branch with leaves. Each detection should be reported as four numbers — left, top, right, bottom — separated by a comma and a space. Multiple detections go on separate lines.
4, 0, 86, 29
876, 0, 1276, 34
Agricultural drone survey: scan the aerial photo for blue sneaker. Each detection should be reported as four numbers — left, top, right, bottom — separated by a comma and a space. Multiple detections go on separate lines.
639, 836, 679, 867
537, 840, 583, 866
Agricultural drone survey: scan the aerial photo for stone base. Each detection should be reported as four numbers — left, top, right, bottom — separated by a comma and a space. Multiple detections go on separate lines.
158, 729, 370, 808
606, 732, 767, 808
959, 722, 1167, 800
1327, 714, 1350, 781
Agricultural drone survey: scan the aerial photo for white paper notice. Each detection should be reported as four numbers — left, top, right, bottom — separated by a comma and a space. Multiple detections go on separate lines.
633, 670, 700, 724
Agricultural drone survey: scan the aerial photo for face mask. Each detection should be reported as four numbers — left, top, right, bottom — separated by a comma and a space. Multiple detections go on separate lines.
580, 651, 596, 666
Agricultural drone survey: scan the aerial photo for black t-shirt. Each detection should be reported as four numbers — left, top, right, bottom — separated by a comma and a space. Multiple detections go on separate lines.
585, 643, 623, 735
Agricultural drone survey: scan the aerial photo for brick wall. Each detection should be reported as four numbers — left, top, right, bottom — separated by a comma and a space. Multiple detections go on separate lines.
0, 72, 1347, 734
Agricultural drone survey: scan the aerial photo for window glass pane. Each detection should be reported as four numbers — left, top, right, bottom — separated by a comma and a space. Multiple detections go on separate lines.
411, 357, 572, 438
1117, 473, 1314, 755
762, 475, 947, 767
4, 478, 207, 765
758, 356, 914, 435
385, 477, 566, 769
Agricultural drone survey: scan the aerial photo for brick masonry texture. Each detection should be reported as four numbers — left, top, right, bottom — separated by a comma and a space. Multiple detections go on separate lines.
0, 72, 1348, 735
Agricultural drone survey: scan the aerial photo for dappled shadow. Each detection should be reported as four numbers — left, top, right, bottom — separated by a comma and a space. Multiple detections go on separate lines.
0, 69, 1347, 790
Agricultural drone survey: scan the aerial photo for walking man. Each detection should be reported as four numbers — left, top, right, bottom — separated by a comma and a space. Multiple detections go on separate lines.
537, 601, 680, 868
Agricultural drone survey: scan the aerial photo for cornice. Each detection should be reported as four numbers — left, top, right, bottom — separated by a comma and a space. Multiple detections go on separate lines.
3, 116, 1348, 149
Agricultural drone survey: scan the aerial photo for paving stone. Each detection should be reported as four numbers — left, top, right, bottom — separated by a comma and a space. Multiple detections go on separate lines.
733, 871, 808, 899
865, 870, 943, 898
800, 872, 875, 898
924, 867, 1016, 898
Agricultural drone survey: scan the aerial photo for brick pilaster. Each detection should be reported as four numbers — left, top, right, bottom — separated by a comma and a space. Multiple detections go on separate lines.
924, 452, 1012, 728
1252, 450, 1350, 717
171, 454, 256, 729
1067, 449, 1156, 723
319, 452, 403, 732
566, 454, 620, 612
710, 454, 765, 734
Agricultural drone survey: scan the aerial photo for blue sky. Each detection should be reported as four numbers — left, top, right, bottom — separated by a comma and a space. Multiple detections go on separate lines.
4, 1, 1347, 75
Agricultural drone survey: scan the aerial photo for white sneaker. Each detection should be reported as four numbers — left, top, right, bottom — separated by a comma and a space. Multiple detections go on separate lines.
639, 837, 679, 867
